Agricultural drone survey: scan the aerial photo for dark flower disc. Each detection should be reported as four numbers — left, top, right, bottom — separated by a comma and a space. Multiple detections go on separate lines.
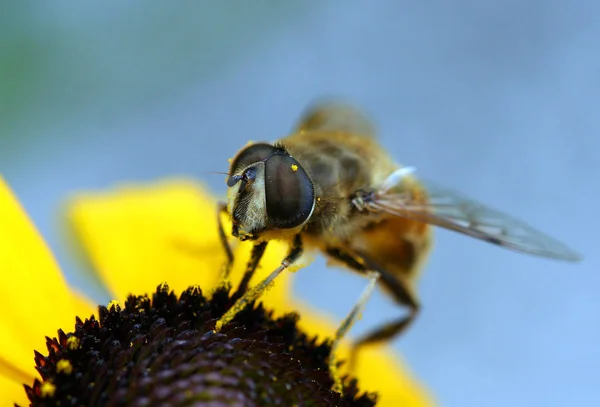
22, 282, 378, 406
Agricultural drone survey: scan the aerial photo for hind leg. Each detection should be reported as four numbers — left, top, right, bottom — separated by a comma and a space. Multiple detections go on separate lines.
325, 247, 420, 371
329, 270, 380, 393
352, 250, 420, 346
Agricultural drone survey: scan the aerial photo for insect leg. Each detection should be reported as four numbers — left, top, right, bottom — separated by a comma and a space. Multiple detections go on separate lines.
214, 234, 303, 332
329, 270, 380, 393
217, 202, 234, 279
325, 247, 419, 368
232, 241, 268, 301
351, 251, 420, 360
217, 203, 268, 297
325, 247, 369, 271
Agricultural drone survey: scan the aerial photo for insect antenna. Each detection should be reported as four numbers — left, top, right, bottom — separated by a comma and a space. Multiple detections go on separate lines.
203, 171, 231, 176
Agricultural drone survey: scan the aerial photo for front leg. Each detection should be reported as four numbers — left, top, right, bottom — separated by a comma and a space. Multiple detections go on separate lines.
231, 241, 268, 301
218, 202, 269, 299
217, 202, 234, 279
215, 234, 303, 332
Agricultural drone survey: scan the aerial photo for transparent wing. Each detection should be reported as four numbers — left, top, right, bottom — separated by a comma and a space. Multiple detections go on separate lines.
294, 100, 377, 138
362, 168, 582, 262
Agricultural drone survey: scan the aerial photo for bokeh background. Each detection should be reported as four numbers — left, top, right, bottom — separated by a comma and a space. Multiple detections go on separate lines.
1, 2, 598, 406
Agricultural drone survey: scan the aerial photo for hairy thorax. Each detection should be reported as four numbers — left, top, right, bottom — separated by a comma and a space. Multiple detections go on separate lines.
280, 130, 394, 243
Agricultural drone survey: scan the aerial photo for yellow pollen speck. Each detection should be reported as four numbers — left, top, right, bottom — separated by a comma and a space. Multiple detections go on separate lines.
41, 381, 56, 397
287, 264, 302, 273
291, 164, 298, 172
107, 300, 120, 311
66, 336, 80, 350
227, 157, 233, 164
317, 197, 321, 202
57, 359, 73, 374
217, 279, 231, 291
245, 140, 254, 146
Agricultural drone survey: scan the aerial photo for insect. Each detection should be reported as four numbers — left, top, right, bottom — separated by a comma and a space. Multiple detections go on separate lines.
213, 101, 581, 390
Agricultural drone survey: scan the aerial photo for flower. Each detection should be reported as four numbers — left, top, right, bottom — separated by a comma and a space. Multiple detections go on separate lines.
0, 176, 435, 406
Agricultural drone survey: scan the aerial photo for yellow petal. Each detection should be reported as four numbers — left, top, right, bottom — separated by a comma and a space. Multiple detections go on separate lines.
0, 176, 78, 384
66, 179, 295, 306
0, 374, 28, 407
67, 179, 225, 302
69, 289, 99, 320
289, 298, 435, 407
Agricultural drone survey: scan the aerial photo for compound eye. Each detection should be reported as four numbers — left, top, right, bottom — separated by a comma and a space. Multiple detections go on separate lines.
229, 143, 276, 175
264, 155, 315, 229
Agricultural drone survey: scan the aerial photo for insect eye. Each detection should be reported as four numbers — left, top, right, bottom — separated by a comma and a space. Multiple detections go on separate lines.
264, 155, 315, 229
229, 143, 277, 175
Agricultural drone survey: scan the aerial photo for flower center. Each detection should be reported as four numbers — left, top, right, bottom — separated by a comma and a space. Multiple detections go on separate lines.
22, 283, 377, 406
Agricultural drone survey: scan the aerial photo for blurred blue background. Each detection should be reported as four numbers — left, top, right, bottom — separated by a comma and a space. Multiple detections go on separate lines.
1, 2, 598, 406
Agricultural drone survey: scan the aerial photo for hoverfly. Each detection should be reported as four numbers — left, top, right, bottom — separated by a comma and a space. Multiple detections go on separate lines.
213, 101, 581, 390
